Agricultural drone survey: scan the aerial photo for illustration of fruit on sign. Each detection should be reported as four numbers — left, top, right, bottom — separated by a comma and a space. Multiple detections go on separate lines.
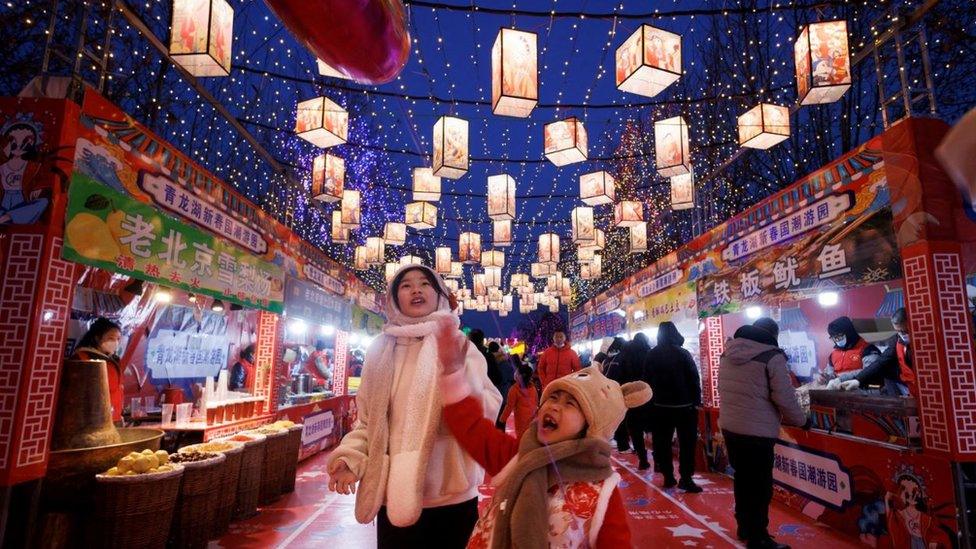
66, 212, 120, 262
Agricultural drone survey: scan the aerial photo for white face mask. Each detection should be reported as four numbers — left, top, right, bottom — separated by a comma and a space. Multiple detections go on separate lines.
833, 336, 847, 349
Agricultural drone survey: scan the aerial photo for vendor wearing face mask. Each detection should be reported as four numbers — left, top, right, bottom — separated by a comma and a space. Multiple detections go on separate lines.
71, 317, 125, 424
822, 316, 882, 390
841, 309, 915, 395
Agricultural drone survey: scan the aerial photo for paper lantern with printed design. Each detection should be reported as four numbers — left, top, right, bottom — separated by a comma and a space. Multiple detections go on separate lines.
538, 233, 560, 265
384, 222, 407, 246
169, 0, 234, 77
487, 174, 516, 220
577, 247, 595, 264
385, 262, 398, 284
365, 236, 385, 265
544, 117, 587, 166
531, 262, 556, 278
412, 168, 441, 202
615, 24, 681, 98
492, 28, 538, 118
433, 116, 469, 179
481, 250, 505, 269
560, 278, 572, 300
311, 154, 344, 203
340, 189, 361, 228
296, 96, 348, 148
476, 297, 489, 312
503, 294, 514, 312
316, 58, 353, 80
580, 229, 605, 252
654, 116, 690, 177
449, 261, 464, 279
614, 200, 643, 228
473, 273, 488, 296
331, 211, 350, 243
459, 232, 482, 264
737, 103, 790, 149
444, 279, 459, 293
493, 220, 512, 247
794, 21, 851, 106
572, 206, 595, 244
546, 272, 564, 293
510, 273, 530, 290
354, 245, 368, 270
629, 222, 648, 253
435, 247, 453, 275
670, 172, 695, 210
457, 288, 471, 301
548, 301, 560, 313
400, 255, 423, 266
580, 254, 602, 280
485, 267, 503, 289
406, 201, 437, 230
579, 171, 615, 206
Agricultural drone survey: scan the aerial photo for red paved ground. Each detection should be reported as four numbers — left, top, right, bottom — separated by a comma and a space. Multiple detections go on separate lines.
216, 445, 862, 548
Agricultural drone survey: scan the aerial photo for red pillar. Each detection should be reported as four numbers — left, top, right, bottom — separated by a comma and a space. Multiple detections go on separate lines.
253, 311, 280, 415
699, 316, 724, 408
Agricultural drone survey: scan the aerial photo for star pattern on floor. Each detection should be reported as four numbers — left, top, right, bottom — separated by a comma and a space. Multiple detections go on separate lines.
667, 524, 708, 539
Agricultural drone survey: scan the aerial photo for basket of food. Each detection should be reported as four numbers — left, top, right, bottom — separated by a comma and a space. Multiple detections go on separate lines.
222, 432, 267, 519
272, 420, 304, 493
168, 450, 226, 548
179, 441, 244, 537
249, 426, 289, 504
88, 450, 184, 549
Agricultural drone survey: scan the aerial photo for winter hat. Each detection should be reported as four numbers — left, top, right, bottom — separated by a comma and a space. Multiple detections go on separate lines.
541, 366, 651, 440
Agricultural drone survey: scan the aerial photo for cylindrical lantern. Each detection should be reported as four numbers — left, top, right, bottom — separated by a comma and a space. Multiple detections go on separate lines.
412, 167, 442, 202
629, 222, 648, 253
384, 222, 407, 246
365, 236, 385, 265
492, 28, 538, 118
295, 96, 348, 148
385, 262, 398, 284
311, 153, 344, 203
400, 254, 423, 266
435, 246, 453, 274
353, 245, 368, 270
614, 200, 643, 228
485, 267, 502, 289
331, 211, 350, 243
169, 0, 234, 77
433, 116, 469, 179
671, 172, 695, 210
341, 189, 361, 228
473, 273, 488, 296
615, 24, 681, 98
572, 206, 595, 244
459, 232, 482, 264
531, 261, 556, 278
738, 103, 791, 149
449, 261, 464, 279
654, 116, 691, 177
493, 219, 512, 247
538, 233, 560, 264
487, 174, 516, 220
580, 228, 605, 252
481, 250, 505, 269
406, 201, 437, 230
794, 20, 851, 105
544, 117, 587, 166
579, 171, 616, 206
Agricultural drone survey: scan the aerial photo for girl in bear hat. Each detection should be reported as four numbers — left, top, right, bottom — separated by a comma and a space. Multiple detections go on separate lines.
435, 317, 652, 548
327, 265, 502, 547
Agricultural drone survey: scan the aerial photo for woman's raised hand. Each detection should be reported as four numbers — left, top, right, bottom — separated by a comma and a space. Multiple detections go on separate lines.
436, 316, 468, 376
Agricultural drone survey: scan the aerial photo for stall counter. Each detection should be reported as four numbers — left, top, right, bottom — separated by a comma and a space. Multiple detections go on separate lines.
274, 395, 355, 461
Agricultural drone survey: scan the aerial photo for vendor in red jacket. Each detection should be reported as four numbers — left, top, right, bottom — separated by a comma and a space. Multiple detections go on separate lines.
71, 317, 125, 424
303, 339, 333, 390
537, 330, 582, 389
821, 316, 881, 388
842, 308, 916, 395
435, 318, 651, 548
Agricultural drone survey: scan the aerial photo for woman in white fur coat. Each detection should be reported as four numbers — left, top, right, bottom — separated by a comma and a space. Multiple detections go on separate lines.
327, 264, 502, 547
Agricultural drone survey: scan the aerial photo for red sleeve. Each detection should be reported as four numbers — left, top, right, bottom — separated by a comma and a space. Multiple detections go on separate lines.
595, 488, 632, 549
443, 396, 519, 476
498, 386, 518, 425
538, 351, 551, 388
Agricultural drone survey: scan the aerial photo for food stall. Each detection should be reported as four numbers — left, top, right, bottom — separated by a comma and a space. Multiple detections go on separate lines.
571, 118, 976, 545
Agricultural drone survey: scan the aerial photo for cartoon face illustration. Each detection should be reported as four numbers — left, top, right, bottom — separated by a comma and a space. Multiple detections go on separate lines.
2, 123, 37, 162
897, 477, 923, 509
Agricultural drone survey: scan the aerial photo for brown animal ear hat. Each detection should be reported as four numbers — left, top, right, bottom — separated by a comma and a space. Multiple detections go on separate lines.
541, 367, 652, 440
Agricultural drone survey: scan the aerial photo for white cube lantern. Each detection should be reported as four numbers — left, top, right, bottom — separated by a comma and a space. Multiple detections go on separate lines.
532, 261, 556, 278
670, 172, 695, 211
548, 301, 560, 313
385, 262, 399, 284
412, 168, 442, 202
482, 250, 505, 269
547, 272, 564, 293
487, 174, 516, 220
572, 206, 595, 244
503, 294, 514, 311
295, 96, 348, 149
580, 228, 605, 252
444, 279, 460, 293
449, 261, 464, 279
435, 246, 453, 275
473, 273, 488, 296
615, 24, 681, 98
406, 201, 437, 230
311, 154, 344, 203
544, 117, 588, 166
614, 200, 643, 228
384, 222, 407, 246
459, 232, 482, 264
340, 189, 361, 228
492, 28, 538, 118
581, 255, 602, 280
169, 0, 234, 77
433, 116, 469, 179
510, 273, 530, 290
365, 236, 385, 265
654, 116, 691, 177
400, 254, 423, 266
485, 267, 503, 289
629, 222, 648, 253
538, 233, 560, 265
578, 247, 595, 263
580, 171, 616, 206
493, 219, 512, 247
560, 278, 572, 300
353, 245, 368, 271
331, 211, 350, 244
795, 20, 851, 105
738, 103, 790, 149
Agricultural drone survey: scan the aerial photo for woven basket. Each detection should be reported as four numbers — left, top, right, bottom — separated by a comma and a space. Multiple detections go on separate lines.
226, 433, 267, 519
168, 453, 226, 548
280, 425, 304, 493
88, 465, 185, 549
253, 428, 289, 504
179, 441, 244, 537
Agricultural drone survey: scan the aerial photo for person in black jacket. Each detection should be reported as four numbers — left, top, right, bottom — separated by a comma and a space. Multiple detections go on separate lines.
469, 329, 502, 391
601, 337, 630, 451
644, 322, 703, 492
617, 333, 653, 469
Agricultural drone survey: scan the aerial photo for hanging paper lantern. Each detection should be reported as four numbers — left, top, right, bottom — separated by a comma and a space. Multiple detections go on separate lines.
311, 154, 344, 203
457, 288, 471, 301
615, 24, 681, 98
614, 200, 643, 228
476, 297, 489, 312
670, 171, 695, 211
492, 28, 538, 118
794, 20, 851, 105
481, 250, 505, 269
331, 211, 350, 244
406, 201, 437, 230
738, 103, 791, 149
503, 294, 514, 312
433, 116, 468, 179
488, 285, 503, 302
384, 222, 407, 246
385, 262, 399, 284
435, 246, 453, 275
354, 245, 368, 270
546, 272, 564, 293
493, 220, 512, 247
629, 222, 648, 253
571, 206, 595, 244
560, 278, 572, 300
579, 228, 605, 252
365, 236, 385, 265
341, 189, 361, 228
459, 232, 482, 264
485, 267, 503, 289
169, 0, 234, 77
400, 254, 423, 266
316, 58, 353, 80
531, 261, 556, 278
544, 117, 587, 166
487, 174, 516, 220
444, 279, 459, 293
412, 167, 441, 202
473, 273, 488, 296
578, 247, 595, 263
296, 96, 348, 148
449, 261, 464, 279
579, 171, 615, 206
654, 116, 691, 177
538, 233, 560, 264
580, 254, 603, 280
510, 273, 530, 290
548, 301, 560, 313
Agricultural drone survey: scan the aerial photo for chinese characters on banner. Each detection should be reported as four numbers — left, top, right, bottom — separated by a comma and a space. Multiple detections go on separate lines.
63, 174, 285, 311
284, 276, 351, 330
146, 329, 229, 379
772, 442, 852, 510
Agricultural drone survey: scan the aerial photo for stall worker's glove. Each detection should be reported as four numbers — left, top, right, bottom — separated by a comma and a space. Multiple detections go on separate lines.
825, 378, 843, 391
840, 379, 861, 391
